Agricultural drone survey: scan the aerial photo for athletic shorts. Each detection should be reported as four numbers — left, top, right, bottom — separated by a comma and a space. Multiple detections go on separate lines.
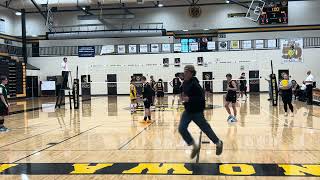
226, 92, 237, 103
205, 86, 211, 92
173, 88, 181, 95
157, 91, 164, 97
143, 98, 152, 109
240, 85, 246, 91
0, 107, 9, 116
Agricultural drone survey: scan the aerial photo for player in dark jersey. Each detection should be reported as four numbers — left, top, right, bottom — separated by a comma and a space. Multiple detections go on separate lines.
0, 75, 10, 132
141, 76, 153, 122
154, 79, 165, 111
170, 73, 182, 107
239, 72, 247, 101
225, 73, 238, 123
150, 75, 156, 106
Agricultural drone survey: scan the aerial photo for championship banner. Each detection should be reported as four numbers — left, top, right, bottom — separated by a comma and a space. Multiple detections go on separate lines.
280, 39, 303, 63
100, 45, 115, 55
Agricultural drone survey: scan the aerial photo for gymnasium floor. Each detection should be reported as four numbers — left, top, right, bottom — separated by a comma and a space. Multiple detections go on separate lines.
1, 94, 320, 179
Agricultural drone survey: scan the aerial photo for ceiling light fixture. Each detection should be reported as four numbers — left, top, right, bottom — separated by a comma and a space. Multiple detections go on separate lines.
226, 0, 230, 3
203, 29, 210, 31
182, 30, 189, 32
15, 12, 22, 16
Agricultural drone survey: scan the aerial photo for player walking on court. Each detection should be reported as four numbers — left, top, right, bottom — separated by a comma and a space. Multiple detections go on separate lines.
141, 76, 153, 122
0, 76, 10, 132
179, 65, 223, 159
225, 73, 238, 123
155, 79, 165, 111
239, 72, 247, 100
279, 73, 294, 117
129, 80, 137, 113
170, 73, 182, 107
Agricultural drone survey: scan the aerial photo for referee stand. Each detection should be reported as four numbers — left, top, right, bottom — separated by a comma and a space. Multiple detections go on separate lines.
55, 66, 80, 109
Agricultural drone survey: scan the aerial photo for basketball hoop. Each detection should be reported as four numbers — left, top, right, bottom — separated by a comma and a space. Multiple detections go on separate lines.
245, 0, 265, 22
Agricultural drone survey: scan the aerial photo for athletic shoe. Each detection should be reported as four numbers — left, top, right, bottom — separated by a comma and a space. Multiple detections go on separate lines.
0, 126, 9, 132
291, 113, 294, 117
231, 116, 237, 122
227, 115, 233, 122
284, 113, 288, 116
216, 140, 223, 156
190, 144, 200, 159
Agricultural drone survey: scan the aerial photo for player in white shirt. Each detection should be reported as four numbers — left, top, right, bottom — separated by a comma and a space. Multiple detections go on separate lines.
304, 71, 314, 105
61, 57, 69, 89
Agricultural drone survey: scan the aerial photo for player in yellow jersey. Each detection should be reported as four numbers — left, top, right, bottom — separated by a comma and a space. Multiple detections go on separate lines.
130, 80, 137, 113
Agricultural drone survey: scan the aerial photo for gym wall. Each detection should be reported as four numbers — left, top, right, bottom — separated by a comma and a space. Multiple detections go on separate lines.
28, 48, 320, 95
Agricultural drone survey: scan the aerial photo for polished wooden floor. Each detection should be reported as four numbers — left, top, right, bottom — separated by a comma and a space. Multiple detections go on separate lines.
1, 94, 320, 179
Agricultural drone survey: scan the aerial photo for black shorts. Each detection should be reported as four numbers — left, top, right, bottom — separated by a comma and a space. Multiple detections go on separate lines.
173, 88, 181, 95
157, 91, 164, 97
240, 85, 246, 91
0, 107, 9, 116
205, 86, 211, 92
143, 98, 152, 108
226, 92, 237, 103
152, 90, 156, 96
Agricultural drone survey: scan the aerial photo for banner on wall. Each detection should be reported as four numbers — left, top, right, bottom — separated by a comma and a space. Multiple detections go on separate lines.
207, 41, 216, 50
219, 41, 228, 50
267, 39, 277, 48
128, 45, 137, 53
151, 44, 159, 53
140, 45, 148, 53
242, 40, 252, 49
78, 46, 95, 57
255, 40, 264, 49
117, 45, 126, 54
162, 44, 171, 52
231, 40, 240, 49
280, 38, 303, 63
190, 43, 199, 52
100, 45, 114, 55
174, 44, 182, 52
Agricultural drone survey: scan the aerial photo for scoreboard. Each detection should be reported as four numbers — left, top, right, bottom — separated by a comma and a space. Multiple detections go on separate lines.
259, 0, 288, 25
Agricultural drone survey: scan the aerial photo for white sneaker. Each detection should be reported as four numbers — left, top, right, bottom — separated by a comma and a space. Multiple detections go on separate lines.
291, 113, 294, 117
284, 113, 288, 116
227, 115, 233, 122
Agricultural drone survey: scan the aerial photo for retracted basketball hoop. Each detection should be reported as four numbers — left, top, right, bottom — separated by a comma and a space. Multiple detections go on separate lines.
245, 0, 265, 22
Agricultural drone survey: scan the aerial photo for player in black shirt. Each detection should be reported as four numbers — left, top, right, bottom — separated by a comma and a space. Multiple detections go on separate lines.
150, 75, 156, 106
141, 76, 153, 122
239, 72, 247, 100
170, 73, 182, 107
225, 73, 238, 123
0, 75, 9, 132
154, 79, 165, 110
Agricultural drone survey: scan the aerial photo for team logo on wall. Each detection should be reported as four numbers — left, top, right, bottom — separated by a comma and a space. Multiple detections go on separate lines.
219, 42, 228, 50
163, 58, 169, 67
197, 57, 203, 66
280, 39, 303, 63
174, 58, 181, 67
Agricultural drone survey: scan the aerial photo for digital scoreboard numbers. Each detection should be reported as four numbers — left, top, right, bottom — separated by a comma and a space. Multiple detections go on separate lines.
259, 0, 288, 25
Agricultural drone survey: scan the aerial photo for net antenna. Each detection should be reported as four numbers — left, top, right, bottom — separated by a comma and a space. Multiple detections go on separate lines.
228, 0, 265, 22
